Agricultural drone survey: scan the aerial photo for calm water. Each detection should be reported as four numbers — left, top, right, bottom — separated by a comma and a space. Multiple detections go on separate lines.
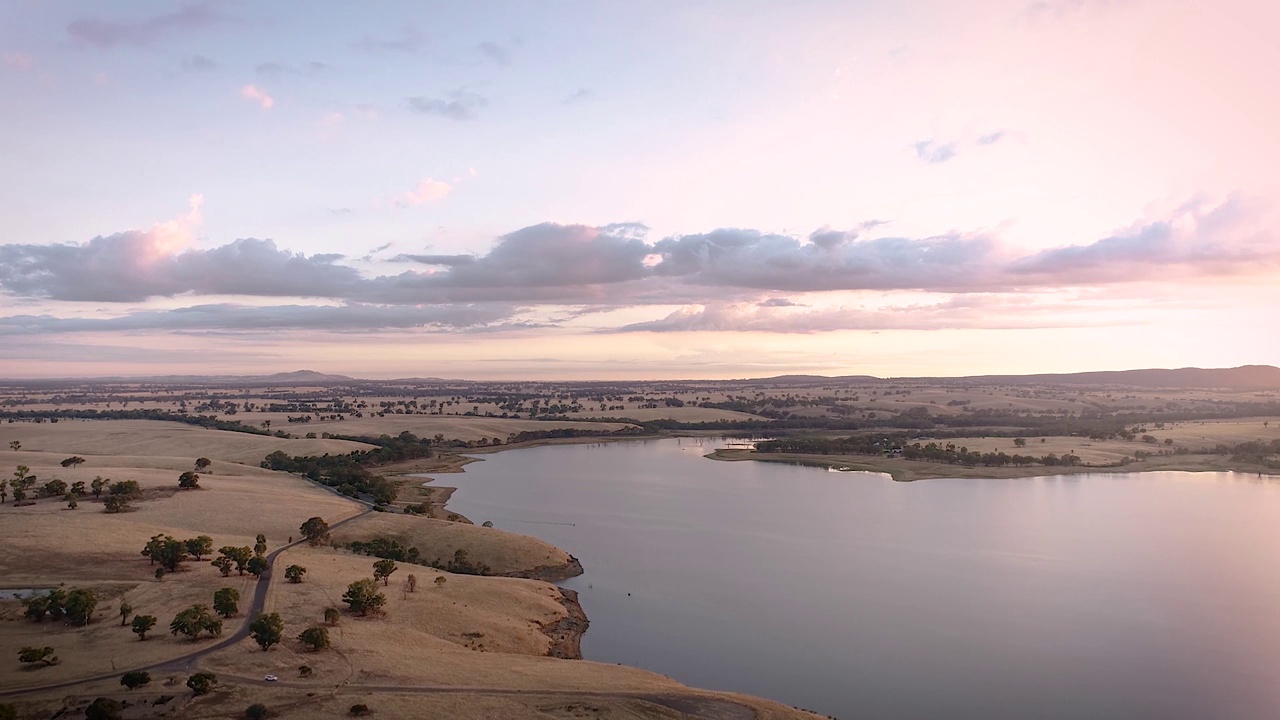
434, 438, 1280, 719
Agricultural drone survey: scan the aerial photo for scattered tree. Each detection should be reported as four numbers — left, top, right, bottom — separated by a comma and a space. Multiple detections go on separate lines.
17, 646, 58, 667
0, 479, 6, 504
349, 704, 371, 717
195, 457, 212, 471
66, 494, 78, 509
70, 480, 86, 496
372, 559, 397, 586
405, 573, 417, 593
481, 520, 494, 528
245, 703, 271, 720
300, 516, 330, 545
254, 533, 267, 556
341, 578, 386, 616
298, 665, 313, 677
249, 612, 284, 650
212, 556, 234, 576
247, 555, 269, 577
142, 534, 187, 572
91, 475, 107, 497
118, 601, 133, 626
284, 564, 307, 583
120, 670, 151, 689
178, 471, 201, 489
8, 441, 19, 452
217, 546, 254, 575
155, 567, 165, 581
186, 671, 218, 695
10, 465, 34, 504
434, 575, 447, 589
84, 698, 123, 720
104, 495, 131, 513
170, 605, 222, 640
323, 607, 340, 625
40, 478, 67, 497
61, 456, 86, 468
213, 588, 240, 618
64, 588, 97, 625
132, 614, 157, 640
186, 535, 213, 560
298, 625, 330, 651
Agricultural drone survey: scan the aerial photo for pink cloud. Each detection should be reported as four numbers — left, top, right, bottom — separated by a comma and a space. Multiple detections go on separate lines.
3, 52, 34, 70
400, 178, 453, 206
240, 84, 274, 109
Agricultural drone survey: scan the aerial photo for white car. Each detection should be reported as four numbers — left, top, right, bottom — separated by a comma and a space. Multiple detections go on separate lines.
264, 675, 278, 682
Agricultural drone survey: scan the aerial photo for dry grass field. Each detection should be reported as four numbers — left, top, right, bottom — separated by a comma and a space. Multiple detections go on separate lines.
0, 415, 819, 719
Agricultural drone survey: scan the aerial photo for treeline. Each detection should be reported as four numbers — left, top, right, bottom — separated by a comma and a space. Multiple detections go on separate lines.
261, 431, 438, 503
0, 408, 273, 436
347, 537, 493, 575
757, 436, 1085, 468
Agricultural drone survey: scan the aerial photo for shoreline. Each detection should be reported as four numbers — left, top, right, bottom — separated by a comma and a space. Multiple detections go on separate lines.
706, 447, 1280, 482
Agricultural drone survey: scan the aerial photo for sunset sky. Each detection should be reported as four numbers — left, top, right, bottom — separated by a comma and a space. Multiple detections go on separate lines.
1, 0, 1276, 379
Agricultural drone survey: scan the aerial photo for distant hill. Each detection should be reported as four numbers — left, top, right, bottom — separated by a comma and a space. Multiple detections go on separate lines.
956, 365, 1280, 390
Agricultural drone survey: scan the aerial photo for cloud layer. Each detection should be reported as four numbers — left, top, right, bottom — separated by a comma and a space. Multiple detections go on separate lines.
1, 197, 1273, 335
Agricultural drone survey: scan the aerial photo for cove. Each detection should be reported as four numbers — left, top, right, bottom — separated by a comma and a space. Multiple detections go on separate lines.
436, 438, 1280, 719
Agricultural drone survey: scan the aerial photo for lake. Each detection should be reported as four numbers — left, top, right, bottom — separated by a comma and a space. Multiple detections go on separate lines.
434, 438, 1280, 719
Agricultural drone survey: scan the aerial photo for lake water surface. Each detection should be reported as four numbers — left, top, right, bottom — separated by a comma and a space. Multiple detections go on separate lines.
435, 438, 1280, 719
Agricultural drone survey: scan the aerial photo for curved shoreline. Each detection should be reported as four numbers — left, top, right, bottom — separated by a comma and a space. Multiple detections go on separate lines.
706, 447, 1280, 482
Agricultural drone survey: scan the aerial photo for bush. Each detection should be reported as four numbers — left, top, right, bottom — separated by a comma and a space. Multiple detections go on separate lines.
349, 704, 371, 716
120, 670, 151, 689
245, 703, 271, 720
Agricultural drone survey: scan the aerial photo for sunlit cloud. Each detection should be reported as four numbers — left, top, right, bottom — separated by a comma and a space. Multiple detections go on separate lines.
398, 178, 453, 206
240, 84, 274, 109
67, 3, 232, 48
3, 52, 34, 70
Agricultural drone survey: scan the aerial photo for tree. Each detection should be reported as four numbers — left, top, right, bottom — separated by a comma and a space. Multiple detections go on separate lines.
247, 555, 269, 577
195, 457, 212, 471
249, 612, 284, 651
1013, 437, 1028, 447
120, 670, 151, 689
170, 604, 222, 639
61, 456, 86, 468
213, 587, 240, 618
178, 471, 201, 489
298, 665, 313, 677
405, 573, 417, 593
67, 494, 78, 509
10, 465, 34, 504
245, 703, 271, 720
17, 646, 58, 666
323, 607, 340, 625
40, 478, 67, 497
212, 556, 234, 576
103, 495, 130, 513
186, 535, 213, 560
284, 564, 307, 583
298, 625, 330, 651
85, 698, 123, 720
186, 671, 218, 695
70, 480, 86, 496
91, 475, 106, 497
300, 516, 330, 545
0, 479, 6, 504
64, 588, 97, 625
341, 578, 386, 616
218, 546, 254, 575
434, 575, 447, 589
373, 559, 397, 586
8, 441, 19, 451
118, 600, 133, 626
0, 703, 16, 720
254, 533, 267, 556
349, 704, 371, 717
132, 614, 157, 640
109, 479, 141, 497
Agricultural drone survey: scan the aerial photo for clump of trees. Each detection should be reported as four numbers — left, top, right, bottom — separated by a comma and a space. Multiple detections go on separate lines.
17, 646, 58, 667
170, 605, 222, 640
213, 546, 253, 576
103, 480, 142, 512
346, 537, 492, 575
341, 578, 386, 616
178, 471, 201, 489
261, 431, 442, 503
142, 534, 214, 573
187, 672, 218, 695
298, 625, 330, 651
285, 565, 307, 583
300, 517, 330, 545
19, 588, 96, 625
249, 612, 285, 651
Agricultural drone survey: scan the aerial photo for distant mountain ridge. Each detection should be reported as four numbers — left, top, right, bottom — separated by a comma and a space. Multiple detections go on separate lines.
3, 366, 1278, 389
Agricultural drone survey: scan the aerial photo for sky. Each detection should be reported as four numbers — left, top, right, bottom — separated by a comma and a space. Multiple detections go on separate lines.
0, 0, 1277, 379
